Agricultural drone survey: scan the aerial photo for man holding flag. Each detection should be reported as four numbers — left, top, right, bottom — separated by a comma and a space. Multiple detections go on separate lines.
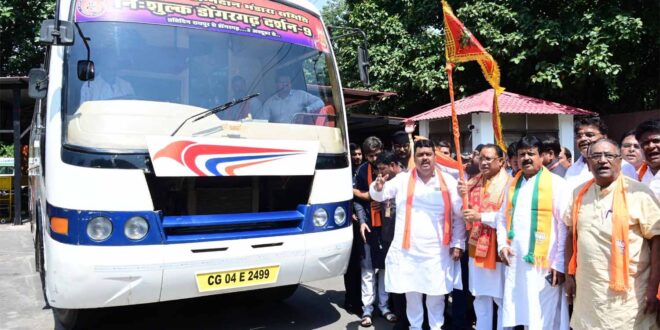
370, 139, 465, 330
496, 136, 570, 329
457, 144, 510, 330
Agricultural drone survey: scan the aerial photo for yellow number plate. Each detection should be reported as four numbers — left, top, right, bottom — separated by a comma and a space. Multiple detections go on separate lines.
196, 265, 280, 292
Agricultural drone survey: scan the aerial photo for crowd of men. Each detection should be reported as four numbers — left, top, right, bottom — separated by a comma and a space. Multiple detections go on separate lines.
345, 116, 660, 330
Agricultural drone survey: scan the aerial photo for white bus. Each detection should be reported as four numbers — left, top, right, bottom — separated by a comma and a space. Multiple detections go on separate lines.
27, 0, 357, 328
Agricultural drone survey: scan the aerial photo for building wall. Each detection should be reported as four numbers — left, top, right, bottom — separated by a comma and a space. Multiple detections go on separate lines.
424, 113, 564, 154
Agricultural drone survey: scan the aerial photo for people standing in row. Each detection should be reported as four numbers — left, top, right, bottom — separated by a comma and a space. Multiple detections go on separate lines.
558, 146, 573, 169
457, 144, 510, 330
497, 136, 570, 329
541, 136, 568, 177
353, 137, 395, 327
620, 129, 646, 174
565, 116, 637, 190
636, 119, 660, 199
564, 138, 660, 330
370, 139, 465, 330
344, 142, 364, 315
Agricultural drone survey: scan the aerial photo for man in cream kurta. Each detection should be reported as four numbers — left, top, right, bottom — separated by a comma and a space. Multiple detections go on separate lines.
369, 139, 465, 330
564, 139, 660, 330
496, 136, 570, 329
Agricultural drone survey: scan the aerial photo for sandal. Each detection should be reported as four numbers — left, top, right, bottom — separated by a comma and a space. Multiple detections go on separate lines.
360, 315, 373, 327
383, 312, 398, 323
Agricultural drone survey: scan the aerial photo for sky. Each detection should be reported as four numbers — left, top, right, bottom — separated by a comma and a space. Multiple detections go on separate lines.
309, 0, 330, 10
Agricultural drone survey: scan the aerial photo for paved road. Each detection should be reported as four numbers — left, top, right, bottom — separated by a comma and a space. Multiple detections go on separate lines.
0, 224, 396, 330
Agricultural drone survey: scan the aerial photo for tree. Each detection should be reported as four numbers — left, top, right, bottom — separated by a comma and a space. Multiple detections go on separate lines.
323, 0, 659, 116
0, 0, 54, 76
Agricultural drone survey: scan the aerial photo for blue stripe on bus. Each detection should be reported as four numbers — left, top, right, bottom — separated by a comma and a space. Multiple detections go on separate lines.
46, 201, 351, 246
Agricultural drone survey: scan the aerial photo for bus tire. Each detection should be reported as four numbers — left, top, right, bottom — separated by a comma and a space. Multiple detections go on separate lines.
34, 208, 44, 274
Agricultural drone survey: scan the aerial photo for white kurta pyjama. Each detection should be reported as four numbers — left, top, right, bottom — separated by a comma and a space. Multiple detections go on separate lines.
369, 170, 466, 295
468, 211, 504, 299
495, 171, 570, 329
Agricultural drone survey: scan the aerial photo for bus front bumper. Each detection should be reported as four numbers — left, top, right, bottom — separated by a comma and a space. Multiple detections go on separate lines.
43, 225, 352, 309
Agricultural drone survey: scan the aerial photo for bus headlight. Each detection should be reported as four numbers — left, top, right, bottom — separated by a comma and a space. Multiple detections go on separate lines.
313, 208, 328, 227
124, 216, 149, 240
334, 206, 347, 226
87, 217, 112, 241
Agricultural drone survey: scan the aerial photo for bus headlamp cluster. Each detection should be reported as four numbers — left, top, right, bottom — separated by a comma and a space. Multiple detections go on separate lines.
313, 208, 328, 227
313, 206, 347, 227
87, 217, 113, 241
125, 216, 149, 240
85, 216, 150, 242
334, 206, 347, 226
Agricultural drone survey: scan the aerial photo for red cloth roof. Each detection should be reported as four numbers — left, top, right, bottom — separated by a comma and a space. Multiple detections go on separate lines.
408, 89, 595, 122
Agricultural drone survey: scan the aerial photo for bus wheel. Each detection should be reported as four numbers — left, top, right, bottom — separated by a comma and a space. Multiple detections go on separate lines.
34, 214, 44, 275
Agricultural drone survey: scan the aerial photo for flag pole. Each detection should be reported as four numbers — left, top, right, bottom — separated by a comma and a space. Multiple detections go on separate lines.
445, 63, 469, 210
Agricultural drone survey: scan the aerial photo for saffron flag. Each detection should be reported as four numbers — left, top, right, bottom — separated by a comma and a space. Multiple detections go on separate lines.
441, 0, 506, 152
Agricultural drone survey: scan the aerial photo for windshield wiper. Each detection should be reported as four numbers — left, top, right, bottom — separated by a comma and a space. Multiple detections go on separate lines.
170, 93, 260, 136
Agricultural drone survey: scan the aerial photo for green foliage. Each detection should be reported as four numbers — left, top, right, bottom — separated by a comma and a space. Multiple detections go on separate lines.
323, 0, 659, 116
0, 143, 14, 158
0, 0, 55, 76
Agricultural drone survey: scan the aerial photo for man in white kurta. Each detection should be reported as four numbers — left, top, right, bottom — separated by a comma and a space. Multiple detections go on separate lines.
369, 140, 465, 330
459, 145, 510, 330
565, 117, 637, 191
496, 136, 570, 329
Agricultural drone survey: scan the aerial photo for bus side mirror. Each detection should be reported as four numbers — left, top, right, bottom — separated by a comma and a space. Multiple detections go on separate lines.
77, 60, 95, 81
39, 19, 75, 45
28, 68, 48, 99
358, 45, 370, 87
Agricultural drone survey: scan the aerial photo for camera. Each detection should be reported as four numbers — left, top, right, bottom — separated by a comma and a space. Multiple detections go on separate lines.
467, 124, 476, 131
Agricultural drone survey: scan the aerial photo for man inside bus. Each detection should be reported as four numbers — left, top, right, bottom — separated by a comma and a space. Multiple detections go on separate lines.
80, 59, 135, 103
260, 72, 324, 124
217, 75, 262, 121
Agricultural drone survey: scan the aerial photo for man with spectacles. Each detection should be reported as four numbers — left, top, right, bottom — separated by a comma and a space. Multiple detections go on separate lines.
564, 116, 637, 190
496, 136, 570, 329
457, 144, 510, 330
635, 119, 660, 200
563, 138, 660, 330
391, 131, 411, 169
620, 129, 645, 174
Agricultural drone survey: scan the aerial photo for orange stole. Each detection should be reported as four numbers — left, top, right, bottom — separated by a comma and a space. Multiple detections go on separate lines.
367, 165, 382, 227
466, 170, 510, 269
402, 169, 452, 249
637, 163, 648, 182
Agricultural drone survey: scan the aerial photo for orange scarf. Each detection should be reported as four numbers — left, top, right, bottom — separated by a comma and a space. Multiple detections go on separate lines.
568, 176, 630, 292
367, 165, 382, 227
467, 169, 510, 269
402, 169, 452, 249
637, 163, 648, 182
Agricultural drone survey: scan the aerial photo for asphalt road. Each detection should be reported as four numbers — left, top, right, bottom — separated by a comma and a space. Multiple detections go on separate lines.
0, 224, 395, 330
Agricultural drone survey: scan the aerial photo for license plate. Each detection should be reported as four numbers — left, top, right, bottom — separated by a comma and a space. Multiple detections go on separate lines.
196, 265, 280, 292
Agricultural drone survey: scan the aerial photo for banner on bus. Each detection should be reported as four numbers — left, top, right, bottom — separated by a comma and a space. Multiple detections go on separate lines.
147, 137, 319, 176
75, 0, 330, 53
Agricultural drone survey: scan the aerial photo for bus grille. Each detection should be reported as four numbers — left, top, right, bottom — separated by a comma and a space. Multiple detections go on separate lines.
161, 210, 304, 243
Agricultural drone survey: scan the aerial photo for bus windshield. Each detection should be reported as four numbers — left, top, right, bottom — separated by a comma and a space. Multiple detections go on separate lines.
64, 20, 345, 154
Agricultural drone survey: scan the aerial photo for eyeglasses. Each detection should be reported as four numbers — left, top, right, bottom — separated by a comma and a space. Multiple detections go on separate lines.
621, 143, 640, 149
588, 153, 621, 161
